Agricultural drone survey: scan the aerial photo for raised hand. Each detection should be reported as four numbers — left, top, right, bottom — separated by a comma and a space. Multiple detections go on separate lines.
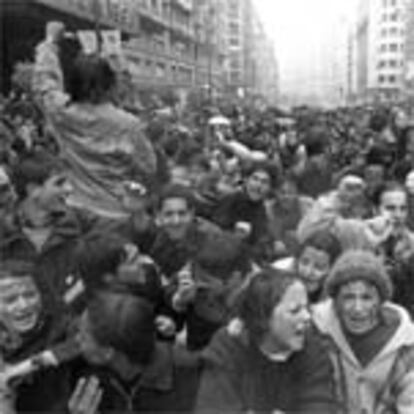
68, 376, 102, 414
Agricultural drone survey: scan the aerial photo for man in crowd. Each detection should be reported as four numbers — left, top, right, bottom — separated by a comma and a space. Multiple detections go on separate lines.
142, 183, 249, 350
212, 161, 277, 262
0, 151, 99, 316
69, 280, 201, 413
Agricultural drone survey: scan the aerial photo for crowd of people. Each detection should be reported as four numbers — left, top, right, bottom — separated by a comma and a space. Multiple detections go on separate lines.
2, 20, 414, 413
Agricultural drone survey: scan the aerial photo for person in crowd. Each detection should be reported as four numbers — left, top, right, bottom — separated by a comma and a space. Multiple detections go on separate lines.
99, 180, 157, 254
296, 230, 342, 304
404, 169, 414, 231
300, 174, 367, 225
313, 250, 414, 414
274, 229, 343, 305
0, 260, 72, 413
365, 182, 414, 312
0, 166, 17, 235
196, 268, 340, 413
144, 119, 171, 191
212, 161, 278, 262
366, 182, 414, 263
266, 174, 314, 258
297, 174, 374, 252
363, 143, 394, 207
168, 152, 225, 220
293, 125, 333, 198
278, 121, 307, 172
392, 126, 414, 182
0, 152, 99, 315
32, 21, 66, 101
32, 23, 157, 219
369, 108, 398, 163
75, 231, 178, 340
145, 183, 249, 350
69, 289, 201, 414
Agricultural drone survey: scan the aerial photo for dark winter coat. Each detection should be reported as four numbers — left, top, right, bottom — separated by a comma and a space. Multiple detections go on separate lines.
144, 218, 249, 349
196, 326, 340, 414
212, 189, 269, 247
73, 342, 202, 414
296, 156, 333, 199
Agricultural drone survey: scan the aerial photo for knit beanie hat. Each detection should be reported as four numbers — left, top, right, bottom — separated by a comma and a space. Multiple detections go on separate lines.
325, 250, 392, 301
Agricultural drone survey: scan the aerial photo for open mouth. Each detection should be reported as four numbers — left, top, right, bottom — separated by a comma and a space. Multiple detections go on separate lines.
346, 317, 370, 331
294, 325, 307, 338
302, 276, 323, 291
13, 312, 37, 330
292, 328, 306, 348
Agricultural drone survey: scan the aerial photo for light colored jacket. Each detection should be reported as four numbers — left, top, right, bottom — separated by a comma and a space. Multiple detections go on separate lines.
32, 44, 157, 219
32, 40, 64, 99
313, 299, 414, 414
297, 191, 374, 252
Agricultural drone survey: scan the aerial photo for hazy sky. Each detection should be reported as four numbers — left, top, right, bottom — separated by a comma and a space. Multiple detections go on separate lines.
254, 0, 357, 93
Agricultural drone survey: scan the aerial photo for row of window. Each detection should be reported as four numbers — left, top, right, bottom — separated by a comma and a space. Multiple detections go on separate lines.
127, 56, 193, 82
383, 0, 399, 6
229, 22, 240, 33
377, 59, 404, 68
382, 12, 401, 22
229, 37, 240, 47
229, 70, 241, 84
380, 27, 405, 37
379, 42, 404, 52
378, 74, 399, 83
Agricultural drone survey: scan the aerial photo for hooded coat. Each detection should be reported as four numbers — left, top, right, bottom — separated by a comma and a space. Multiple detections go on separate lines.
313, 299, 414, 414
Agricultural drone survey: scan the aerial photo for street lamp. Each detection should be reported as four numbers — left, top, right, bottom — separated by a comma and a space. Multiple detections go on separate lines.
193, 21, 201, 88
92, 0, 102, 52
207, 3, 215, 103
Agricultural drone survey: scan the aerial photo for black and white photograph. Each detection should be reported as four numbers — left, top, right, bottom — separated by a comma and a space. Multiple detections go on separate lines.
1, 0, 414, 412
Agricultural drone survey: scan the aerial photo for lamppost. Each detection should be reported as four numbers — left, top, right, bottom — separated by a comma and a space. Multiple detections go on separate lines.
92, 0, 102, 52
193, 21, 201, 88
207, 3, 215, 103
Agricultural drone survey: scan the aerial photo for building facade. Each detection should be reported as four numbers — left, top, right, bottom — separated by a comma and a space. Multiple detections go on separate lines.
220, 0, 279, 102
1, 0, 224, 97
404, 0, 414, 96
1, 0, 278, 103
354, 0, 407, 102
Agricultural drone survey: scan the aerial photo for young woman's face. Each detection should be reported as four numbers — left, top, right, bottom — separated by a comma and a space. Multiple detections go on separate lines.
335, 280, 381, 335
157, 197, 194, 241
265, 281, 310, 353
245, 170, 271, 202
0, 277, 42, 335
378, 189, 408, 233
31, 173, 73, 212
298, 246, 331, 295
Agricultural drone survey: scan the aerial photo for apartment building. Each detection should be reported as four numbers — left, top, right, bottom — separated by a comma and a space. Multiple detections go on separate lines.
221, 0, 278, 101
354, 0, 407, 102
1, 0, 224, 96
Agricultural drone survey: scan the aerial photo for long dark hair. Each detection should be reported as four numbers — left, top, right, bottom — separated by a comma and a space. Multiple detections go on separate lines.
236, 267, 299, 343
68, 54, 116, 104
